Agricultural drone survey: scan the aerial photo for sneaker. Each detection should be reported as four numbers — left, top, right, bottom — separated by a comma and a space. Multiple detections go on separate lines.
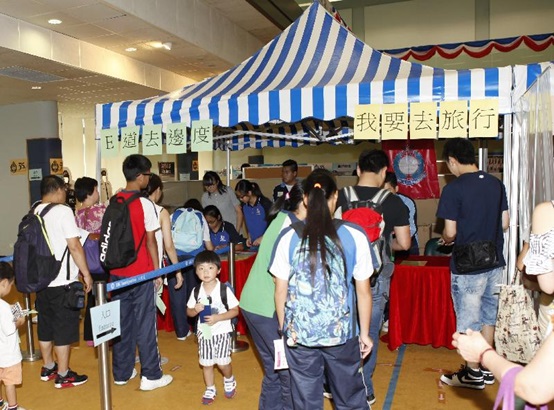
381, 320, 389, 333
55, 369, 88, 389
177, 330, 193, 341
114, 368, 138, 385
139, 374, 173, 391
224, 377, 236, 399
440, 365, 484, 390
367, 393, 376, 405
40, 363, 58, 381
202, 387, 216, 405
480, 366, 495, 385
323, 383, 333, 400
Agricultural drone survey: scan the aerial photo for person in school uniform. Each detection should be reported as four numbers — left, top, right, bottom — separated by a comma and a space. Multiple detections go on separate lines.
235, 179, 272, 248
203, 205, 245, 251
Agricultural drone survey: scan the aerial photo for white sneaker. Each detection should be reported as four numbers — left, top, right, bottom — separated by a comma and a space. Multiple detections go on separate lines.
139, 374, 173, 391
177, 330, 193, 341
114, 368, 137, 385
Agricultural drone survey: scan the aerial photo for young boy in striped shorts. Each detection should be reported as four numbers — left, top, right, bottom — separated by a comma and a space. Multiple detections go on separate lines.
187, 251, 239, 405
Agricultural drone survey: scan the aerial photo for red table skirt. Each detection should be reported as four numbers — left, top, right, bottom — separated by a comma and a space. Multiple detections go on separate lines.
388, 256, 456, 350
157, 253, 257, 335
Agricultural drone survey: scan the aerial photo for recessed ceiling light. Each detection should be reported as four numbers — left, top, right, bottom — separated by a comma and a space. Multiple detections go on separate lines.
149, 41, 163, 48
32, 86, 42, 90
48, 19, 62, 25
162, 42, 172, 51
125, 47, 137, 52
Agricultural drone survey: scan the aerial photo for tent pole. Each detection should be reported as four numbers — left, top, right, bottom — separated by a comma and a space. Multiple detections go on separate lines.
226, 142, 231, 186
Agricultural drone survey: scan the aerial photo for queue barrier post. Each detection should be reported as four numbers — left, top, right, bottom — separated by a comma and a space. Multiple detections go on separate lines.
95, 281, 112, 410
21, 293, 41, 362
227, 245, 248, 353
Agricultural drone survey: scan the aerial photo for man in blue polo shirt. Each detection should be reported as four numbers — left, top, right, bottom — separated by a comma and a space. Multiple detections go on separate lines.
437, 138, 509, 391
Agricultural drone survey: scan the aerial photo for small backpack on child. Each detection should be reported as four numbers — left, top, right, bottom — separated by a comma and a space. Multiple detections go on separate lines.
341, 186, 391, 281
171, 208, 204, 254
283, 220, 352, 347
193, 282, 238, 329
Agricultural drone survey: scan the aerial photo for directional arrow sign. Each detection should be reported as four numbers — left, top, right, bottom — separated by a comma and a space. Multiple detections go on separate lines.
90, 300, 121, 347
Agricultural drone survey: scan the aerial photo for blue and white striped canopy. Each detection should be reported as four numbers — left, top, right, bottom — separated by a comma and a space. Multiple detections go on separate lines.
512, 62, 554, 103
97, 1, 513, 142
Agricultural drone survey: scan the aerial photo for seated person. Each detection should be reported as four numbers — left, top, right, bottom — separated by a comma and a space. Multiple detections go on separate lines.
272, 159, 298, 201
235, 180, 272, 248
203, 205, 245, 251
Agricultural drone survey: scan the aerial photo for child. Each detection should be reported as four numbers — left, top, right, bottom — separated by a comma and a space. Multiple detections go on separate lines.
0, 262, 26, 410
186, 251, 239, 405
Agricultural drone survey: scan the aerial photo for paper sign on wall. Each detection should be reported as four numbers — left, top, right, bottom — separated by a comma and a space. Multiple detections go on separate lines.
142, 125, 163, 156
120, 126, 140, 155
469, 99, 499, 138
409, 102, 438, 139
381, 103, 408, 140
101, 129, 119, 158
166, 123, 187, 154
439, 101, 468, 138
29, 168, 42, 181
49, 158, 63, 175
191, 120, 213, 152
354, 104, 381, 140
9, 159, 27, 175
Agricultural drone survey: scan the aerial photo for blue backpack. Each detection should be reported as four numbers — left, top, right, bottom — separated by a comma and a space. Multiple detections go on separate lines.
171, 208, 204, 254
13, 203, 68, 293
284, 220, 351, 347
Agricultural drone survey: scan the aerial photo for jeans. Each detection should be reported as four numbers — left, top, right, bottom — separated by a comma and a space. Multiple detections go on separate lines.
362, 262, 393, 397
243, 310, 293, 410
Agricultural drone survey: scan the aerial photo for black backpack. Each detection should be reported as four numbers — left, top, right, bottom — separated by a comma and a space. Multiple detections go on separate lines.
99, 192, 145, 270
193, 282, 238, 329
13, 203, 68, 293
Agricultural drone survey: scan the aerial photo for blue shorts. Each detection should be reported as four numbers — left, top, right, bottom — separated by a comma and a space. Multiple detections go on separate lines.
451, 267, 502, 332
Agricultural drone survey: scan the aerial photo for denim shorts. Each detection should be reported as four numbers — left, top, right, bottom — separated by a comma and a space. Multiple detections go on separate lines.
451, 267, 502, 332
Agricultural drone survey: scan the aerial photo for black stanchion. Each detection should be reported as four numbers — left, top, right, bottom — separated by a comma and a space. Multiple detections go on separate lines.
228, 246, 248, 353
21, 293, 41, 362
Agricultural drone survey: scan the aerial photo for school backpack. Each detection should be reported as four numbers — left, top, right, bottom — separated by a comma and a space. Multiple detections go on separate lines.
341, 186, 391, 278
171, 208, 204, 253
99, 192, 144, 270
284, 220, 351, 347
193, 281, 238, 328
13, 203, 68, 293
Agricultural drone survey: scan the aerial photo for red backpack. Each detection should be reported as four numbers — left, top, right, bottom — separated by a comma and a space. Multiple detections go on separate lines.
341, 186, 391, 278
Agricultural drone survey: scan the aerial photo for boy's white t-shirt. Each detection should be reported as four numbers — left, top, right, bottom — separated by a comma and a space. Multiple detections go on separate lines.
0, 299, 22, 367
186, 280, 239, 336
34, 203, 82, 287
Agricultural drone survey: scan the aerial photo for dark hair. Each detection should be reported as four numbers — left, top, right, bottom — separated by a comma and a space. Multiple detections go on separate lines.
282, 159, 298, 173
0, 262, 14, 282
442, 138, 476, 165
302, 169, 343, 276
384, 171, 398, 188
194, 250, 221, 270
240, 163, 250, 171
184, 198, 203, 211
74, 177, 98, 202
40, 175, 65, 197
144, 174, 162, 196
267, 182, 304, 222
122, 154, 152, 181
358, 150, 389, 174
235, 179, 265, 199
203, 205, 222, 222
202, 171, 226, 195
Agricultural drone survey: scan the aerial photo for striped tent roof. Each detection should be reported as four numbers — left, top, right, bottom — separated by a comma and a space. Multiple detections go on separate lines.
96, 1, 513, 146
512, 62, 554, 103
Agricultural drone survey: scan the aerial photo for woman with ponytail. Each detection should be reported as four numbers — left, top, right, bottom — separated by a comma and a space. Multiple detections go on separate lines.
269, 169, 375, 410
235, 179, 272, 248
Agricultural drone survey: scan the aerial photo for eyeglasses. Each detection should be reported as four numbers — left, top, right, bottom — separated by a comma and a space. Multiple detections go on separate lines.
141, 172, 153, 178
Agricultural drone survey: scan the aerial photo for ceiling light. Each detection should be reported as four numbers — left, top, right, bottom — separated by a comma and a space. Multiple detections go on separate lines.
162, 42, 172, 51
125, 47, 137, 52
48, 19, 62, 25
32, 86, 42, 90
150, 41, 163, 49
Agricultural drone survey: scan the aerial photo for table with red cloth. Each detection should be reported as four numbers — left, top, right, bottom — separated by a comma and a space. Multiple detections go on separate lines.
157, 252, 257, 335
387, 256, 456, 351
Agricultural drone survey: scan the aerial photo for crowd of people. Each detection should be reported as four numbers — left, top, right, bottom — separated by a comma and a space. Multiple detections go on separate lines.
2, 140, 554, 409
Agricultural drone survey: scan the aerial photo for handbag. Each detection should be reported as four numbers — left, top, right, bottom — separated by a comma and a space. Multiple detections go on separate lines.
495, 269, 542, 364
494, 366, 548, 410
84, 233, 105, 275
452, 240, 498, 274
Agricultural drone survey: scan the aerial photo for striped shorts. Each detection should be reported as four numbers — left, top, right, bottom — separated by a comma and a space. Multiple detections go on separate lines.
198, 332, 232, 366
